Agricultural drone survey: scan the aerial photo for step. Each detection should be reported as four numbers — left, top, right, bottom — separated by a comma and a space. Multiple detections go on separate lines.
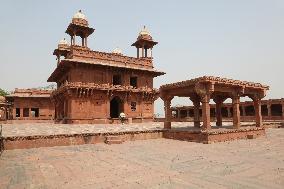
105, 139, 123, 145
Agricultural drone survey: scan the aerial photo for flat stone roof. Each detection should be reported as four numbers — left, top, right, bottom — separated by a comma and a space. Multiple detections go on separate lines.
6, 89, 53, 98
160, 76, 269, 90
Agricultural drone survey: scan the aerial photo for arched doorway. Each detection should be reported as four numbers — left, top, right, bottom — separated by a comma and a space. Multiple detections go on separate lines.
110, 96, 123, 118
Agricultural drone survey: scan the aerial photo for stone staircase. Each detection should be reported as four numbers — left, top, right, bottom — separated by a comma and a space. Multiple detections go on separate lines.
105, 135, 123, 145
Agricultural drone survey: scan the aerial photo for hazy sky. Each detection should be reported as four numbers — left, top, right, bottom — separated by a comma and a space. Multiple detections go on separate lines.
1, 0, 283, 115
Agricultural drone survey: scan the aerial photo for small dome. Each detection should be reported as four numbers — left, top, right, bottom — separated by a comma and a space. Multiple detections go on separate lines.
73, 10, 87, 20
0, 96, 5, 103
139, 26, 151, 36
112, 47, 123, 55
58, 38, 68, 45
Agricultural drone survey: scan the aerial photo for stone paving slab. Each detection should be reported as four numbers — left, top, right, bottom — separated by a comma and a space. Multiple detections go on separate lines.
1, 122, 253, 137
0, 128, 283, 189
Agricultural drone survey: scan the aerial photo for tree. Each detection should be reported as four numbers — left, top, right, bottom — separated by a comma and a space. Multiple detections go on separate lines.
0, 88, 9, 96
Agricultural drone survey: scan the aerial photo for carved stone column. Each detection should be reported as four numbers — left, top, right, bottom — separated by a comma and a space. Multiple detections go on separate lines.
254, 97, 262, 127
136, 48, 139, 58
81, 37, 84, 46
213, 97, 226, 127
227, 107, 232, 118
20, 108, 23, 118
178, 109, 181, 120
142, 46, 145, 57
242, 106, 246, 117
13, 108, 16, 119
163, 96, 173, 129
71, 36, 73, 45
186, 109, 190, 118
215, 101, 223, 127
200, 94, 211, 130
267, 103, 271, 119
193, 100, 201, 128
232, 95, 241, 129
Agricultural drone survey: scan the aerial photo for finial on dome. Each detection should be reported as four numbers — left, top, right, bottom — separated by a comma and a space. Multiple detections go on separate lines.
139, 25, 151, 36
58, 38, 68, 45
73, 10, 87, 20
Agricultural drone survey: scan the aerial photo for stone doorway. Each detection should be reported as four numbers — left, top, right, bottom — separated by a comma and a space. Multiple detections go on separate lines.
110, 96, 123, 118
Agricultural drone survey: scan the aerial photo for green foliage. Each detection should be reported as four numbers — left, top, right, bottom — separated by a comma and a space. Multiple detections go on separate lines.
0, 88, 9, 96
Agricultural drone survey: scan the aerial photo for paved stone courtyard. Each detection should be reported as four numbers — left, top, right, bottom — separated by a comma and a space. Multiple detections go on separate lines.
0, 128, 283, 189
1, 122, 255, 137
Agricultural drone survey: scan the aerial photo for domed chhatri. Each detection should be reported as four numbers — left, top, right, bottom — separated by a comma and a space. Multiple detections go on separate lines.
132, 26, 158, 58
139, 26, 151, 36
71, 10, 89, 27
65, 10, 95, 47
137, 26, 154, 41
58, 38, 68, 46
54, 38, 70, 65
73, 10, 87, 20
112, 47, 123, 55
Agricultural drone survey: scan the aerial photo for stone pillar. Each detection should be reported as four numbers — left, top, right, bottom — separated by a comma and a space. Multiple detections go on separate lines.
254, 98, 262, 127
137, 48, 139, 58
106, 100, 110, 120
74, 35, 76, 45
85, 37, 88, 47
193, 101, 201, 127
227, 107, 232, 118
20, 108, 23, 118
232, 95, 241, 129
163, 96, 173, 129
142, 46, 145, 57
177, 109, 181, 120
186, 109, 190, 118
242, 106, 246, 117
216, 101, 222, 127
266, 102, 271, 120
201, 94, 211, 130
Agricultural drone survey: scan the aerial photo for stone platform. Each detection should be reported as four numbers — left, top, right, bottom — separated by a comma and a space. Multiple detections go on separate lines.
164, 126, 265, 144
0, 122, 269, 150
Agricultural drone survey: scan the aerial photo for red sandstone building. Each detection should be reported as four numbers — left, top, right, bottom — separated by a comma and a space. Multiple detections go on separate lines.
47, 11, 164, 124
5, 89, 54, 123
171, 98, 284, 122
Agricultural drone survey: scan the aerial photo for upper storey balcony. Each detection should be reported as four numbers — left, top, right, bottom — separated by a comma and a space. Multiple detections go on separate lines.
66, 45, 153, 69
